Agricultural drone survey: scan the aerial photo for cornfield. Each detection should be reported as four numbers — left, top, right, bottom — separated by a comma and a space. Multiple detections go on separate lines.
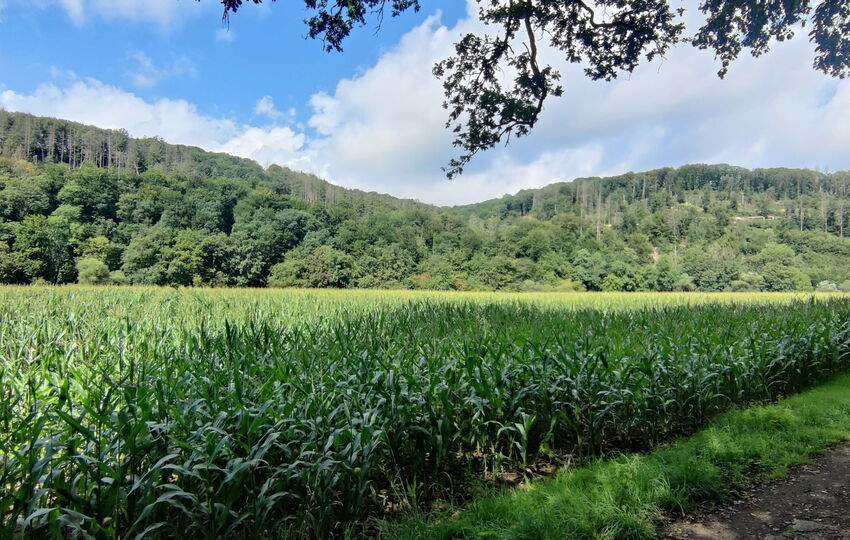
2, 287, 849, 538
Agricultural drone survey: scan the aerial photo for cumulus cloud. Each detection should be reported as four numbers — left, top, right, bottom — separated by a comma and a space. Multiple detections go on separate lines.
88, 0, 206, 25
254, 96, 283, 120
58, 0, 84, 25
302, 13, 460, 193
296, 1, 850, 204
219, 126, 308, 169
17, 0, 210, 27
0, 79, 310, 170
2, 1, 850, 206
127, 52, 198, 88
215, 27, 235, 43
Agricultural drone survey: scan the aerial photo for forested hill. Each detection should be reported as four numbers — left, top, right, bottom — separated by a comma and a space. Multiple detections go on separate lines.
0, 110, 431, 210
1, 109, 850, 292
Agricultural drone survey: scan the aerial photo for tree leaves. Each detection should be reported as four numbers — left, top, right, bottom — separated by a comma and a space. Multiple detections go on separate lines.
209, 0, 850, 176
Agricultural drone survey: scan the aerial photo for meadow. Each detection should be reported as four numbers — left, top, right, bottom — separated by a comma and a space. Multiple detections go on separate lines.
2, 287, 850, 538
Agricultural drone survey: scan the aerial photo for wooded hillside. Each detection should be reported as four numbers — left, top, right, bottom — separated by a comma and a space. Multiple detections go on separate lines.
2, 110, 849, 292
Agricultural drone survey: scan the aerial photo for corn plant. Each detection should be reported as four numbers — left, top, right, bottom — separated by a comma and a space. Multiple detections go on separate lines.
1, 286, 848, 537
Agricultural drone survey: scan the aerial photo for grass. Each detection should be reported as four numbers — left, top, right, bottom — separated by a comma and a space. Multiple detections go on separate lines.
390, 373, 850, 539
1, 287, 849, 537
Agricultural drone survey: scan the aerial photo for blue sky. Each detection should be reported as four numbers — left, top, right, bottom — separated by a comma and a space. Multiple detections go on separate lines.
0, 1, 466, 130
1, 0, 849, 205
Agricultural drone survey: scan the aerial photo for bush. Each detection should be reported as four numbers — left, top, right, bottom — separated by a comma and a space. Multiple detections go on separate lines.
268, 259, 305, 288
728, 280, 750, 292
108, 270, 129, 285
556, 279, 586, 292
601, 274, 627, 292
517, 279, 554, 292
76, 257, 110, 285
674, 273, 696, 292
816, 280, 839, 292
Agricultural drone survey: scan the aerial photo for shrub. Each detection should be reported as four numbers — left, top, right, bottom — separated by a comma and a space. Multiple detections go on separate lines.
816, 280, 839, 292
76, 257, 110, 285
108, 270, 128, 285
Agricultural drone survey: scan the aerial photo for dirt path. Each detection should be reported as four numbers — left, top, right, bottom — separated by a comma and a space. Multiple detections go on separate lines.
668, 442, 850, 540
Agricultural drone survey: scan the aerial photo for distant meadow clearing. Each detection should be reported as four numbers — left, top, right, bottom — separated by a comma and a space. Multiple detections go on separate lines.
2, 287, 850, 537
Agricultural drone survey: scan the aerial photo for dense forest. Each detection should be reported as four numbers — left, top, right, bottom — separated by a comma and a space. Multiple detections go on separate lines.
1, 109, 849, 292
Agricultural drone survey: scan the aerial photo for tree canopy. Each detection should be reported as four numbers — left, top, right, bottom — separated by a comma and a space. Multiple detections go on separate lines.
3, 111, 850, 293
211, 0, 850, 177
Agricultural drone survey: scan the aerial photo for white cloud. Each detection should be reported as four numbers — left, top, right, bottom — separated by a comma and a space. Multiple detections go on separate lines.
89, 0, 205, 25
59, 0, 84, 25
302, 13, 459, 194
216, 27, 235, 43
254, 96, 283, 120
0, 78, 309, 171
17, 0, 210, 27
3, 1, 850, 206
128, 52, 159, 87
127, 52, 197, 88
295, 1, 850, 204
219, 126, 308, 169
49, 66, 78, 81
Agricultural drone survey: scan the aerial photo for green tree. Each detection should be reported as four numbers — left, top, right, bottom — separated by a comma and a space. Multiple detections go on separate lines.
601, 273, 627, 292
302, 246, 354, 288
165, 230, 205, 286
682, 245, 741, 291
571, 249, 606, 291
212, 1, 849, 176
816, 280, 839, 292
0, 242, 32, 284
729, 271, 765, 292
12, 215, 76, 283
673, 273, 697, 292
653, 255, 679, 292
0, 176, 53, 221
57, 167, 119, 221
755, 243, 812, 291
76, 257, 111, 285
81, 235, 122, 269
231, 207, 311, 286
268, 257, 306, 288
121, 226, 174, 285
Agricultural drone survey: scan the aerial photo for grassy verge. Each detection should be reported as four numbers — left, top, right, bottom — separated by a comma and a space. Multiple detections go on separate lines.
388, 373, 850, 539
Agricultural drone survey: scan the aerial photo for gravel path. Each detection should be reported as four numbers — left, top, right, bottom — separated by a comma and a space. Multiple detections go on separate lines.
668, 442, 850, 540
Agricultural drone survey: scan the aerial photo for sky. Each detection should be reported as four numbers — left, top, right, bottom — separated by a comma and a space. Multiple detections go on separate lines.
0, 0, 848, 206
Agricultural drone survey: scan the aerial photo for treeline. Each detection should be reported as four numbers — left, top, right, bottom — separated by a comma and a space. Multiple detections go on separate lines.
1, 110, 850, 292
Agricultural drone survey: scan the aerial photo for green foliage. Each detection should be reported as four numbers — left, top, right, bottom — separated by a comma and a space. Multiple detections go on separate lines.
302, 245, 354, 288
268, 259, 303, 288
653, 255, 678, 291
683, 245, 741, 292
2, 289, 850, 538
763, 264, 812, 292
11, 214, 76, 283
2, 112, 850, 291
76, 257, 110, 285
674, 273, 697, 292
396, 374, 850, 539
108, 270, 128, 285
816, 280, 839, 292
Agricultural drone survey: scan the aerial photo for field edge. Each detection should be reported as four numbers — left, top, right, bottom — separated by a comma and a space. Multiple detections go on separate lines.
386, 373, 850, 539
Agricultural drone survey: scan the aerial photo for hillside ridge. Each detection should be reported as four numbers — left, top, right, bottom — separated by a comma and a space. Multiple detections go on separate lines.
1, 109, 849, 292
